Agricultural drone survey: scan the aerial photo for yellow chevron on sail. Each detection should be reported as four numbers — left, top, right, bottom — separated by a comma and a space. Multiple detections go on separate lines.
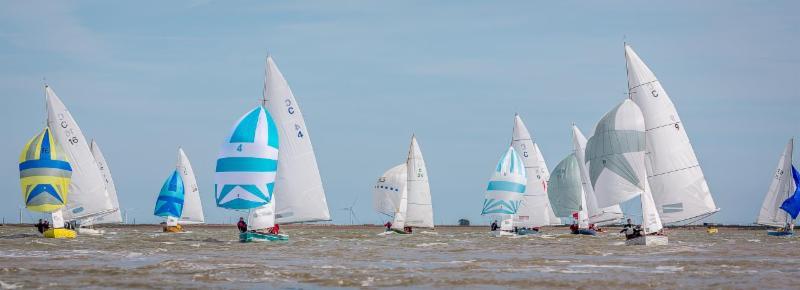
19, 127, 73, 212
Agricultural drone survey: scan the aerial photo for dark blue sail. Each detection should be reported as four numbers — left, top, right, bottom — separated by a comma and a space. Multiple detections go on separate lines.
779, 165, 800, 219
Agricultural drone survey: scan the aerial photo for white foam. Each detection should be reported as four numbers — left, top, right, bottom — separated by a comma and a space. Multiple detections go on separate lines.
416, 242, 447, 247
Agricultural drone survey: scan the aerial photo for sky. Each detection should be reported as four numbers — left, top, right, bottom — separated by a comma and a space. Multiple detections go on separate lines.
1, 1, 798, 225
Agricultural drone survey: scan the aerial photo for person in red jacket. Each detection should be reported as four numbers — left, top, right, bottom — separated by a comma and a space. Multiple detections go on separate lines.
269, 224, 280, 234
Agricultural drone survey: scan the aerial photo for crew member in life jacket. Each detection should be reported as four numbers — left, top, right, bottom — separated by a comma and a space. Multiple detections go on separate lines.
237, 217, 247, 233
384, 221, 392, 231
490, 220, 499, 231
620, 218, 641, 239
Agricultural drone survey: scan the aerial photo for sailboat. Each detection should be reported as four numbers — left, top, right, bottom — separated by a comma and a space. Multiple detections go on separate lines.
45, 85, 119, 237
19, 127, 76, 238
585, 99, 667, 246
571, 125, 625, 226
548, 153, 594, 235
625, 44, 719, 224
511, 115, 561, 233
373, 164, 408, 234
78, 140, 123, 235
373, 135, 434, 234
482, 146, 527, 237
154, 148, 204, 233
218, 56, 330, 242
757, 138, 800, 236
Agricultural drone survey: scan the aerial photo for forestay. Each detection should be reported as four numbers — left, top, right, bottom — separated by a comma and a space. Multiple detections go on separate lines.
758, 139, 794, 227
177, 148, 204, 224
86, 140, 122, 225
572, 125, 624, 225
46, 86, 115, 221
406, 136, 434, 228
626, 44, 718, 223
482, 146, 527, 215
511, 115, 559, 227
264, 56, 330, 224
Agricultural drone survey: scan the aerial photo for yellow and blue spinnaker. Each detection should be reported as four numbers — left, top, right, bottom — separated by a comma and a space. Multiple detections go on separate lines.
19, 127, 72, 212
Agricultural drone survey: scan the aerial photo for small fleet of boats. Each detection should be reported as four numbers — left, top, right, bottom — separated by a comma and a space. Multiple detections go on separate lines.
15, 44, 798, 246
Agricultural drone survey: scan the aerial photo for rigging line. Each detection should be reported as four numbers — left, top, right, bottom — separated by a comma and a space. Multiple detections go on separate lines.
628, 79, 660, 91
647, 164, 701, 178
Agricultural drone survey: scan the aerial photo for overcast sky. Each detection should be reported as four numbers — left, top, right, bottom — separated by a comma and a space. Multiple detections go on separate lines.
1, 1, 798, 225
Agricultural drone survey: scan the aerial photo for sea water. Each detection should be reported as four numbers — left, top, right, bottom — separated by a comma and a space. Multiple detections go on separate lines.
0, 225, 798, 289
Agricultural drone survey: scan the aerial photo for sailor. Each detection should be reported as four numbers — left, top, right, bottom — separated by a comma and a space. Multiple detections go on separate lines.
384, 221, 392, 231
269, 224, 280, 234
35, 219, 45, 233
43, 220, 50, 231
236, 217, 247, 233
490, 220, 499, 231
404, 226, 413, 234
620, 218, 635, 239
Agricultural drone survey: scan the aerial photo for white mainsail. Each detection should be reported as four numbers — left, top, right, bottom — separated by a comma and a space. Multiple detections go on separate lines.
571, 125, 624, 225
586, 99, 663, 234
405, 136, 434, 228
511, 115, 560, 227
86, 140, 123, 225
46, 86, 115, 222
625, 44, 718, 224
373, 164, 408, 230
263, 56, 330, 224
757, 139, 795, 227
177, 148, 204, 224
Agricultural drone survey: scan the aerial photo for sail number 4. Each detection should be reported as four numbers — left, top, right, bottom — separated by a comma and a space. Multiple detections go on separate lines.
284, 98, 305, 139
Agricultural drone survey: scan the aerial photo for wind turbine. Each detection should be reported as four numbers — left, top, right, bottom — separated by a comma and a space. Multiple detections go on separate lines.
340, 198, 358, 225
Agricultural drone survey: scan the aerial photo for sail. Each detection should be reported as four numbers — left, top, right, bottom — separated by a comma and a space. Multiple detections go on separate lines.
19, 127, 72, 213
482, 146, 527, 215
585, 99, 649, 208
641, 181, 664, 234
511, 115, 559, 227
758, 139, 794, 226
263, 56, 330, 224
154, 170, 185, 218
625, 44, 718, 223
177, 148, 204, 224
373, 164, 407, 217
547, 154, 584, 218
247, 202, 275, 230
779, 166, 800, 219
572, 125, 624, 225
46, 86, 114, 221
405, 136, 434, 228
214, 106, 279, 210
86, 140, 122, 225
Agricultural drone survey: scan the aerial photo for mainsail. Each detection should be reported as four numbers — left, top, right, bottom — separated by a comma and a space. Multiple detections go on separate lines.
215, 105, 279, 230
19, 128, 72, 213
373, 164, 408, 230
511, 115, 559, 227
177, 148, 204, 224
547, 154, 588, 228
46, 86, 115, 222
586, 99, 662, 234
405, 136, 434, 228
625, 44, 718, 223
263, 56, 330, 224
758, 139, 795, 227
571, 125, 624, 225
87, 140, 123, 225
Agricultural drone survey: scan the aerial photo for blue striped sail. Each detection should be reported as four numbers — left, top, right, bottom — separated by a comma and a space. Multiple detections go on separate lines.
482, 146, 527, 215
214, 106, 279, 210
19, 127, 73, 213
154, 170, 185, 218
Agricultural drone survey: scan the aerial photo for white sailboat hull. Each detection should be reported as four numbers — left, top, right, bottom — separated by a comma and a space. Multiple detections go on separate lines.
625, 235, 668, 246
489, 230, 515, 237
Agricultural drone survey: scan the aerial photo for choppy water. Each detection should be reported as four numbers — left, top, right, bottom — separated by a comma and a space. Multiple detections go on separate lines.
0, 225, 799, 289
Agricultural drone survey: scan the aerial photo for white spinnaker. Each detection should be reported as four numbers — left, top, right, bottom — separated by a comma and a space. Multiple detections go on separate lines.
406, 136, 434, 228
46, 86, 114, 222
264, 56, 330, 224
571, 125, 624, 225
177, 148, 204, 224
511, 115, 558, 227
372, 163, 408, 230
758, 139, 794, 227
86, 140, 123, 225
626, 44, 718, 223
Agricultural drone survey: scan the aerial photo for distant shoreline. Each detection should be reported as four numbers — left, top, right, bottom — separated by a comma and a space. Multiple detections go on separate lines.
0, 223, 773, 230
